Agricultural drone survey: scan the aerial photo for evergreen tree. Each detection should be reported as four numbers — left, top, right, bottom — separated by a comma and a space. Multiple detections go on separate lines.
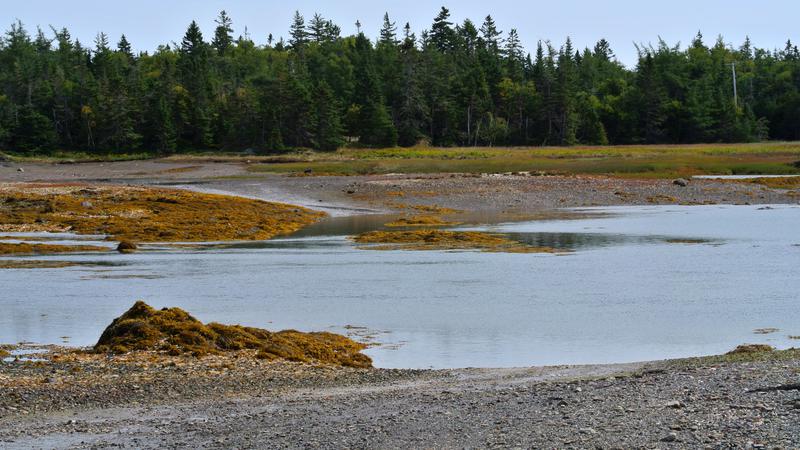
379, 13, 398, 46
177, 21, 212, 148
212, 10, 234, 56
289, 11, 308, 50
313, 81, 344, 151
117, 34, 133, 59
1, 12, 795, 154
429, 7, 455, 53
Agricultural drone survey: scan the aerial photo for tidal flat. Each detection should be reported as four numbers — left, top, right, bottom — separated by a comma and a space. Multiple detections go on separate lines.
1, 160, 799, 447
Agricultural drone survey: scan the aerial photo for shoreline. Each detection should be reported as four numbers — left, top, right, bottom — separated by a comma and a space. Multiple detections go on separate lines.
2, 159, 800, 446
2, 345, 798, 447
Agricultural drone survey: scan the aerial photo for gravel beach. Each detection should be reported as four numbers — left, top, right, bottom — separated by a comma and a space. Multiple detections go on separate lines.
1, 347, 799, 448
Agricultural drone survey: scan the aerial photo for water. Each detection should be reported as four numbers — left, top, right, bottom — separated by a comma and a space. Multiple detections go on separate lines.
1, 204, 798, 369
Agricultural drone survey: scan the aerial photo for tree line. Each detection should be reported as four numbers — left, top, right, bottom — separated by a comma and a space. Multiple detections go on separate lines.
1, 7, 799, 154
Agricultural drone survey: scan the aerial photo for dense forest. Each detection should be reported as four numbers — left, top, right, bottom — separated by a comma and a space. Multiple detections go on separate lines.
1, 7, 799, 154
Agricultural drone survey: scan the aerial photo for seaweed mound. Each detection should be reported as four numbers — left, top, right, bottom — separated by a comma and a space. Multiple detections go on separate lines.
727, 344, 775, 355
94, 301, 372, 368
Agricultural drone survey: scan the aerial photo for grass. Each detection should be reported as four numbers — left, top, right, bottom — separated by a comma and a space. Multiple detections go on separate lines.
2, 150, 153, 163
94, 301, 372, 368
247, 142, 800, 178
0, 184, 325, 243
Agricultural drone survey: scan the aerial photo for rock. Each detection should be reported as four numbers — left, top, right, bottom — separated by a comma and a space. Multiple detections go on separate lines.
117, 241, 138, 253
17, 167, 24, 173
661, 432, 678, 442
304, 169, 313, 175
673, 178, 689, 187
665, 400, 684, 409
80, 201, 93, 208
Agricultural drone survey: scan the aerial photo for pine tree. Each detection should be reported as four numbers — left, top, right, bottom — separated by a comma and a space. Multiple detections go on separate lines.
480, 15, 502, 55
117, 34, 133, 58
313, 81, 344, 151
212, 10, 234, 56
178, 21, 212, 148
379, 13, 398, 47
429, 7, 454, 52
289, 11, 308, 49
308, 13, 327, 43
352, 33, 397, 146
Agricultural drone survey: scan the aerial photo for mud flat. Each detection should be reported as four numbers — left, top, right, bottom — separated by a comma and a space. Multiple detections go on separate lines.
2, 159, 798, 216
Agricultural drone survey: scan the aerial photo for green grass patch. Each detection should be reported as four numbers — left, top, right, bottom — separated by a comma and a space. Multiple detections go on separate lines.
249, 142, 800, 178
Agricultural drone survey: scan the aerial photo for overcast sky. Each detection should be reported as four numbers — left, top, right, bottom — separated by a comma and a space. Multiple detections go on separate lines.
4, 0, 798, 67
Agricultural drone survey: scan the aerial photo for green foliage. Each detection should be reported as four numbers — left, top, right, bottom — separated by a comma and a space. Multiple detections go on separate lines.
0, 9, 798, 156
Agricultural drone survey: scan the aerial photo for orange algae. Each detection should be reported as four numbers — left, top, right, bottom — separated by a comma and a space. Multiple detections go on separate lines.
351, 230, 563, 253
0, 260, 79, 269
385, 215, 461, 228
0, 242, 108, 255
0, 183, 325, 242
94, 301, 372, 368
384, 202, 461, 214
727, 344, 775, 355
743, 177, 800, 190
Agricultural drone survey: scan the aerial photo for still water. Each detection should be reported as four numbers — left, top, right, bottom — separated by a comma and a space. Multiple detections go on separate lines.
1, 204, 798, 368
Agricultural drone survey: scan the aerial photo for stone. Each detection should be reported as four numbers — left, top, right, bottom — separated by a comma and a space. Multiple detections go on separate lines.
117, 241, 138, 253
673, 178, 689, 187
662, 432, 678, 442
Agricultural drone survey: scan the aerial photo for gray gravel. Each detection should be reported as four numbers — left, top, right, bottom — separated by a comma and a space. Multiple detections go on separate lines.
2, 350, 800, 448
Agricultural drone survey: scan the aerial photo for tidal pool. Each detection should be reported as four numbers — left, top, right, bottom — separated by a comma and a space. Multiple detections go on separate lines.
1, 204, 798, 369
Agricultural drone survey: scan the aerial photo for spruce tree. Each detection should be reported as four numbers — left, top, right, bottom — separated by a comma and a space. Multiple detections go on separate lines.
212, 10, 234, 56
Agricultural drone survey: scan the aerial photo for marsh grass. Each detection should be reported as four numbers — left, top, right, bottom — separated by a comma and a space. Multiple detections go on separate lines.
247, 143, 800, 178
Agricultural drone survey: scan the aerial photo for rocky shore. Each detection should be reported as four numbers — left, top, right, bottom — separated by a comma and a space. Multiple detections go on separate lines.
1, 346, 799, 448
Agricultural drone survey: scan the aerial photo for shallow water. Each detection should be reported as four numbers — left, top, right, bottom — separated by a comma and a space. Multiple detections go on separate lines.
1, 204, 799, 369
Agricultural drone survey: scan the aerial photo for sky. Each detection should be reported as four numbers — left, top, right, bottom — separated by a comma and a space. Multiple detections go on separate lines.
4, 0, 798, 67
